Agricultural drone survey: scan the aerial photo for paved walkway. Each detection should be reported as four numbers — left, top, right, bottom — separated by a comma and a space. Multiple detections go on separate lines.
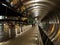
0, 25, 43, 45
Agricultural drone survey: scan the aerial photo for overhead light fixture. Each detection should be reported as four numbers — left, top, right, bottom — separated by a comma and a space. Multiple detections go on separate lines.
2, 3, 7, 7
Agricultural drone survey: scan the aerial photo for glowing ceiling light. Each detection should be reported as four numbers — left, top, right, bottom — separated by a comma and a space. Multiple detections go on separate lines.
2, 3, 7, 7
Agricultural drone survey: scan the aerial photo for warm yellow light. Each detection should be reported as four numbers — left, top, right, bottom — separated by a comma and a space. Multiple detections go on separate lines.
21, 17, 27, 21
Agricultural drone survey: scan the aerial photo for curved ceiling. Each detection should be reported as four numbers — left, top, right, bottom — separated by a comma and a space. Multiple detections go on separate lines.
0, 0, 60, 45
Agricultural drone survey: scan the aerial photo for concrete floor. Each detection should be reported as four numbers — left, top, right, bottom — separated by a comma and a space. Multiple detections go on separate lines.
0, 25, 43, 45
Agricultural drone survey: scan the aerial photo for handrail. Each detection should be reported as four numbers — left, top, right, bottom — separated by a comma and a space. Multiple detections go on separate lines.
38, 26, 54, 45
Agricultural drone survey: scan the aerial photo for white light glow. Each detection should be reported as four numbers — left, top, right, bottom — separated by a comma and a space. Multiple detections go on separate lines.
0, 16, 2, 19
4, 24, 6, 25
25, 0, 44, 5
2, 3, 7, 7
33, 9, 39, 17
34, 0, 44, 2
35, 37, 38, 40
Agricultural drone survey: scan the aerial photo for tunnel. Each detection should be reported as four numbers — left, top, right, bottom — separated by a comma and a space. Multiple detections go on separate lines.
0, 0, 60, 45
19, 0, 60, 45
